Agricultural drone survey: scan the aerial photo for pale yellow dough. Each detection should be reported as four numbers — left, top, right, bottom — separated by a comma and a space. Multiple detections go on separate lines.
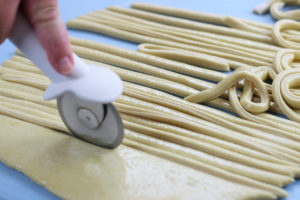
0, 115, 276, 200
132, 2, 273, 32
2, 3, 300, 197
254, 0, 300, 21
0, 53, 292, 199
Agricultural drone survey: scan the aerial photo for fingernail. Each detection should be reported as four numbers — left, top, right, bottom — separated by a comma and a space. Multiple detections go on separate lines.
57, 56, 73, 75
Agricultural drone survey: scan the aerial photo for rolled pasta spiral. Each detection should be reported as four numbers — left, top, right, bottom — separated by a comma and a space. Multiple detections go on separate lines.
272, 19, 300, 49
272, 49, 300, 122
273, 49, 300, 72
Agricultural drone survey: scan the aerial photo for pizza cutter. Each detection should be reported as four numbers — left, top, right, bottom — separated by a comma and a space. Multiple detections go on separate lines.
9, 11, 124, 149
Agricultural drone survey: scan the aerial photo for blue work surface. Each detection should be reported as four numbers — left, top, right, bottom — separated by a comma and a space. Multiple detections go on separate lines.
0, 0, 299, 199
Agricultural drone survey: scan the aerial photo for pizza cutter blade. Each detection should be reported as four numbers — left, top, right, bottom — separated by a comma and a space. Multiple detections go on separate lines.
57, 93, 123, 148
9, 11, 124, 148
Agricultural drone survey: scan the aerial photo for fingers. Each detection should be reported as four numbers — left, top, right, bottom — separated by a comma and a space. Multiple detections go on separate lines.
23, 0, 73, 74
0, 0, 20, 44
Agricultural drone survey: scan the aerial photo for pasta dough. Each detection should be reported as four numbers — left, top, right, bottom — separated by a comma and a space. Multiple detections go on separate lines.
272, 19, 300, 49
1, 115, 280, 200
1, 3, 300, 199
0, 53, 293, 199
254, 0, 300, 20
131, 2, 273, 32
0, 54, 298, 199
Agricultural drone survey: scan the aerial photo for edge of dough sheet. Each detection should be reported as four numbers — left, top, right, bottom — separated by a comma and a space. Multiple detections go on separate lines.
0, 114, 274, 200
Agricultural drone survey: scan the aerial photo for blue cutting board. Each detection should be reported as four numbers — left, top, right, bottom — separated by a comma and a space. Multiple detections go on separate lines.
0, 0, 299, 199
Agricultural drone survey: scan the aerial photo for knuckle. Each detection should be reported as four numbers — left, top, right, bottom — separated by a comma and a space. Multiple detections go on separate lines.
32, 1, 59, 25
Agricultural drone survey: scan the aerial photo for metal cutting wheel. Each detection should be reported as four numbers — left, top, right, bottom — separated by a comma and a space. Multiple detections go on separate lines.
57, 92, 124, 149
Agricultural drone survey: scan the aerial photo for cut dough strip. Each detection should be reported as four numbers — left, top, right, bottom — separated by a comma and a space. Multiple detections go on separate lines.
72, 45, 216, 91
69, 37, 227, 82
116, 102, 300, 176
2, 62, 298, 166
3, 69, 300, 163
117, 94, 300, 153
9, 54, 300, 141
0, 88, 290, 197
123, 85, 300, 156
10, 41, 300, 145
9, 54, 239, 113
3, 75, 298, 172
2, 59, 42, 74
0, 86, 55, 108
223, 16, 272, 35
121, 113, 299, 166
0, 95, 57, 116
0, 87, 294, 194
66, 19, 274, 67
122, 138, 282, 199
137, 43, 259, 70
106, 6, 274, 44
0, 103, 65, 132
9, 53, 200, 97
131, 2, 273, 31
129, 2, 300, 48
137, 43, 230, 71
13, 48, 300, 136
2, 88, 293, 186
70, 42, 278, 114
83, 13, 275, 63
123, 126, 293, 187
124, 86, 299, 161
138, 43, 238, 71
1, 61, 298, 164
99, 9, 279, 52
77, 14, 274, 66
4, 53, 298, 198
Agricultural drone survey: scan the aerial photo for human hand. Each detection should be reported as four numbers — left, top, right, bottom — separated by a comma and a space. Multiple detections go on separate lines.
0, 0, 73, 75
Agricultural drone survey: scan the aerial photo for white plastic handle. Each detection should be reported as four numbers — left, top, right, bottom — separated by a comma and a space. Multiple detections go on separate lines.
8, 11, 123, 103
9, 11, 89, 82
